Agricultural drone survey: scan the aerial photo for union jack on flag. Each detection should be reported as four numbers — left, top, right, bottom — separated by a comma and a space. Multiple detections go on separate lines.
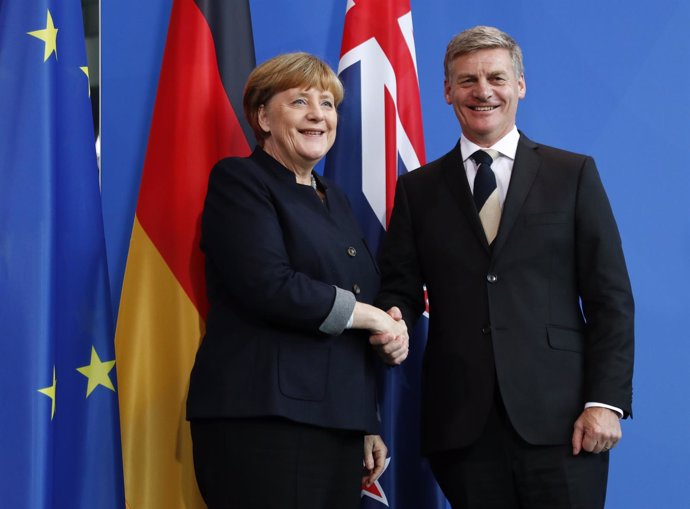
325, 1, 447, 508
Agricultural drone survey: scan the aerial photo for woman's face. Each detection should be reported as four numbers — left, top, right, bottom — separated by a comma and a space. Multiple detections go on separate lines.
258, 87, 337, 173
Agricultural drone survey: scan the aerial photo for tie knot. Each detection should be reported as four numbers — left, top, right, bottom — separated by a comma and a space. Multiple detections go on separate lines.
471, 149, 498, 167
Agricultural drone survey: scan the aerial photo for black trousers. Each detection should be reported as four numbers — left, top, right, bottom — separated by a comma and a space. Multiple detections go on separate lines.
191, 417, 364, 509
428, 393, 609, 509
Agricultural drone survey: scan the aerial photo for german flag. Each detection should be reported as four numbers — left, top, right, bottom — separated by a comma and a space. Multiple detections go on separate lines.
114, 1, 254, 507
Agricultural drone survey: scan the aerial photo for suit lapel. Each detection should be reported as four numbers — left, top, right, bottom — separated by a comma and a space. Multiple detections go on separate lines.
492, 134, 541, 258
441, 143, 491, 254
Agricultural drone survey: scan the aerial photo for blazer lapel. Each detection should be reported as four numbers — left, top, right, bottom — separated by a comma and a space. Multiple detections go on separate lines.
492, 133, 541, 258
441, 142, 491, 254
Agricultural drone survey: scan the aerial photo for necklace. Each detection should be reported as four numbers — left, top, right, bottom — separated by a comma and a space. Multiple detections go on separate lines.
310, 173, 317, 190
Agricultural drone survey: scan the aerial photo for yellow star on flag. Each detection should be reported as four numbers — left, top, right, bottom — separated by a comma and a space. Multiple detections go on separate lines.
80, 66, 91, 96
76, 346, 116, 397
27, 9, 58, 62
37, 366, 57, 420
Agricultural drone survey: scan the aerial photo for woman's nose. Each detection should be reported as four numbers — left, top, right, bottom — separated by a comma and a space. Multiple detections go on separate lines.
306, 104, 325, 120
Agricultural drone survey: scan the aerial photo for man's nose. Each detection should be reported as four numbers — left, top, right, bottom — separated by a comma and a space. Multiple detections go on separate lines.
473, 81, 492, 100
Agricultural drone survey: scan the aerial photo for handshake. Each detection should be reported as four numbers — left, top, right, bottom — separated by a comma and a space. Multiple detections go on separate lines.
367, 305, 409, 366
352, 303, 409, 365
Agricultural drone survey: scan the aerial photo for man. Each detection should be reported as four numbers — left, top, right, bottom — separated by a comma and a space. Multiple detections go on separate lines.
373, 26, 634, 508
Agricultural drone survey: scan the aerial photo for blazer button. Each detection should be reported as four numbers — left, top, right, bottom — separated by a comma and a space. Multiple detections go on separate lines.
347, 246, 357, 257
487, 273, 498, 284
352, 283, 361, 295
481, 325, 492, 335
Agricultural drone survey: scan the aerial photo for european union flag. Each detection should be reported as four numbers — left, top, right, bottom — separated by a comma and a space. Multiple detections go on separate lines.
0, 2, 125, 507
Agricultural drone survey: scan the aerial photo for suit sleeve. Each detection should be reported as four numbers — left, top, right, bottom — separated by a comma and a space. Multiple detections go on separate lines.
575, 158, 635, 417
201, 159, 351, 334
376, 176, 426, 331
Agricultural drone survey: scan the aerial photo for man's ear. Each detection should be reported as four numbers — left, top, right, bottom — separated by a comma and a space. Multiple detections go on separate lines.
443, 80, 452, 105
518, 75, 526, 99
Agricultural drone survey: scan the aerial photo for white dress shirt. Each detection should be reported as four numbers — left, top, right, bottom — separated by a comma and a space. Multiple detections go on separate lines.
460, 126, 520, 208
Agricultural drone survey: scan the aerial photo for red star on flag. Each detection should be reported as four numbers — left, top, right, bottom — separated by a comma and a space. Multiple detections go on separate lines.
361, 456, 391, 506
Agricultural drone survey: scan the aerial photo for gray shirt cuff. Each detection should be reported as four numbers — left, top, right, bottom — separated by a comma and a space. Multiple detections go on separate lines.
319, 287, 356, 335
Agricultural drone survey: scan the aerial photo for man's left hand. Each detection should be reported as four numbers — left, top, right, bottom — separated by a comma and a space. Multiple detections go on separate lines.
571, 407, 622, 455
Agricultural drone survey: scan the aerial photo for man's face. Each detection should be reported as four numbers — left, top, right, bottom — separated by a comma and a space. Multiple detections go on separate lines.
444, 48, 526, 147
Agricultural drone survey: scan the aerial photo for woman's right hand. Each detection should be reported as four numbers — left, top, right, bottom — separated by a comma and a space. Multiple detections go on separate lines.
352, 303, 409, 365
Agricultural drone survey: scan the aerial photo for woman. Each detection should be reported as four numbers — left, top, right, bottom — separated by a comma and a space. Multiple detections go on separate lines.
187, 52, 408, 509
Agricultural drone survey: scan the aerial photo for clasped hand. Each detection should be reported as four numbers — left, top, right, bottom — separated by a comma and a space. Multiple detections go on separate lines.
368, 306, 409, 366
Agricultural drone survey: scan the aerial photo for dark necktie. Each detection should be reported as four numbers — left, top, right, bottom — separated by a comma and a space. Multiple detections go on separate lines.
470, 149, 501, 244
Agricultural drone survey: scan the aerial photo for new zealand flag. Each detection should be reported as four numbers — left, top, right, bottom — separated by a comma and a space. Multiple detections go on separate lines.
325, 1, 448, 508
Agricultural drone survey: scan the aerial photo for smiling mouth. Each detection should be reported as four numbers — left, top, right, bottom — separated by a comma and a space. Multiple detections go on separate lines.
469, 106, 497, 112
299, 129, 325, 136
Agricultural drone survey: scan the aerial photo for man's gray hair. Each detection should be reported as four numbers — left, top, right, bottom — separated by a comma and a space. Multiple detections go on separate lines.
444, 26, 524, 79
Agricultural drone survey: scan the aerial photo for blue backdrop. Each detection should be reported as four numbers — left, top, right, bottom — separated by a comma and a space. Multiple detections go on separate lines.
102, 1, 690, 507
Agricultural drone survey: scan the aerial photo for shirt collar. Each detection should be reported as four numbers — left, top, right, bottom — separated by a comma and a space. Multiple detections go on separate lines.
252, 146, 329, 190
460, 126, 520, 162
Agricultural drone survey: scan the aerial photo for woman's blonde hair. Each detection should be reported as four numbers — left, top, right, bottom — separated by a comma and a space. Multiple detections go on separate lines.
243, 52, 344, 146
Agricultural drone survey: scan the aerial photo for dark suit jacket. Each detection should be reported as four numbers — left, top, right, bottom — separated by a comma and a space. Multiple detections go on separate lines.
376, 133, 634, 454
187, 147, 380, 434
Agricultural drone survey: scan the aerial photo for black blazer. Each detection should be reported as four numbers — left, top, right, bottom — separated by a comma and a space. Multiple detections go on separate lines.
187, 148, 380, 434
376, 134, 634, 454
